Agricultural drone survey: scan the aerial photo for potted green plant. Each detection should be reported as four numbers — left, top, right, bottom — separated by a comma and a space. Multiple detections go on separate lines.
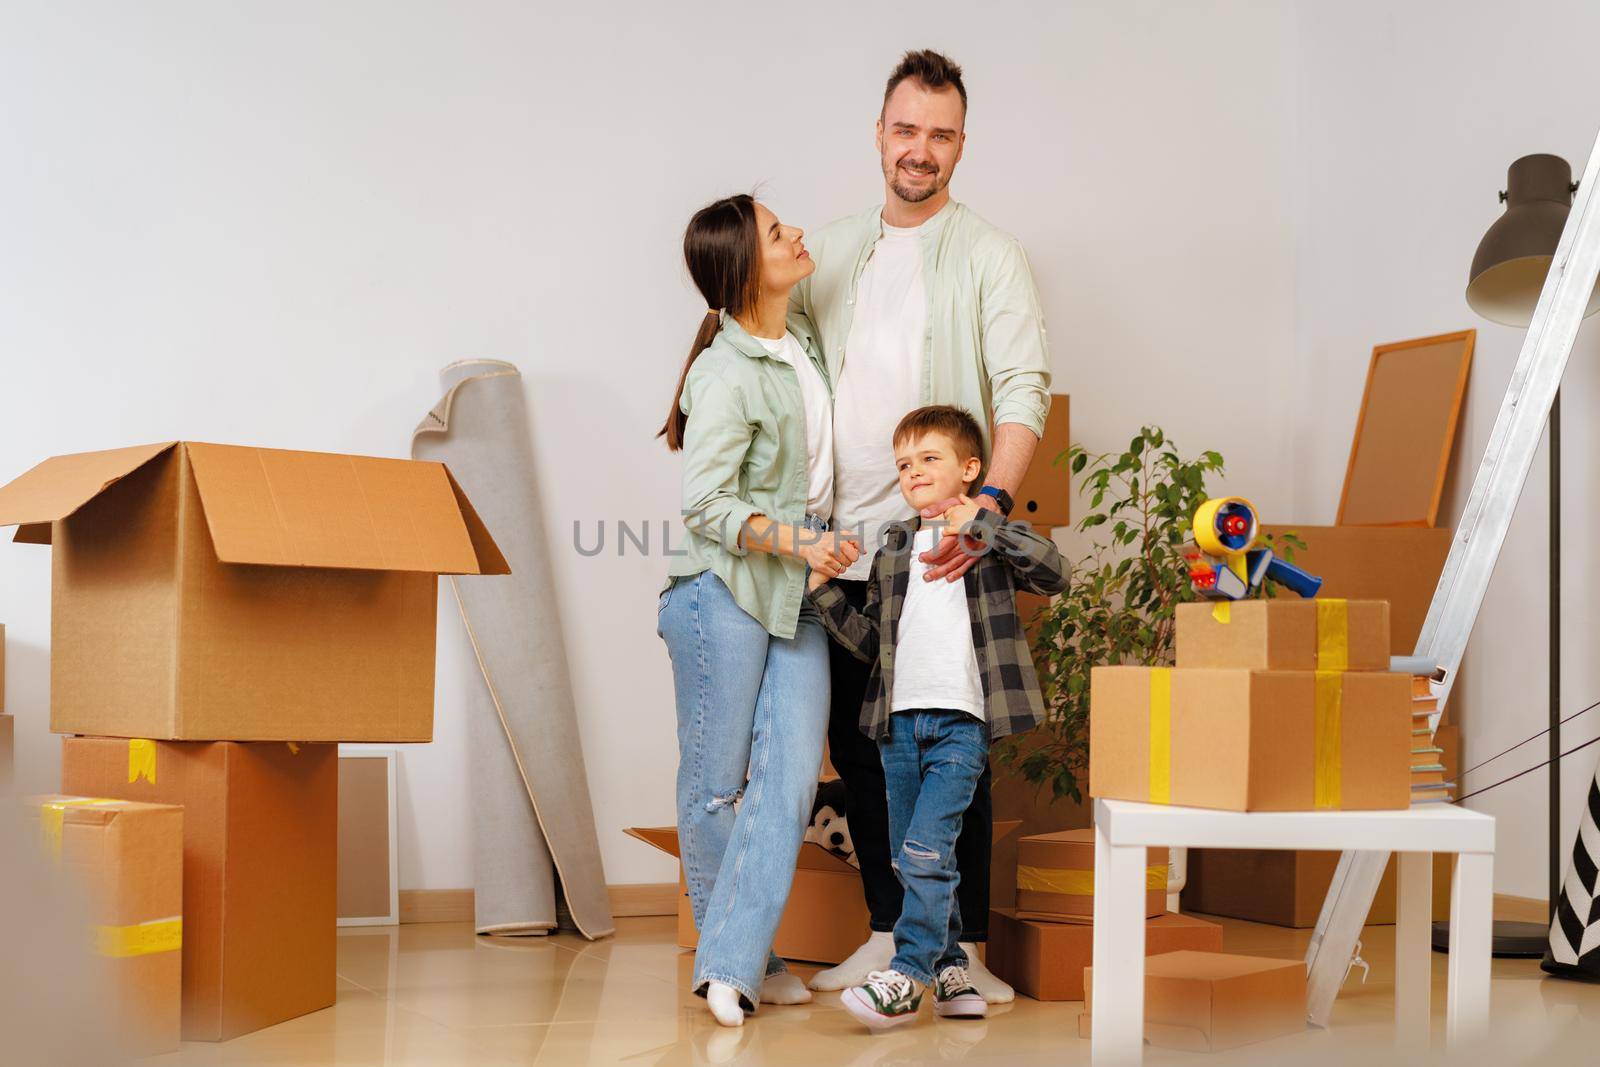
997, 427, 1304, 804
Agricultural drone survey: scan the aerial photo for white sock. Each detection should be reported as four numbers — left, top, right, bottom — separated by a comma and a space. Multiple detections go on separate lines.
807, 930, 895, 991
706, 982, 745, 1027
761, 971, 812, 1005
958, 942, 1014, 1004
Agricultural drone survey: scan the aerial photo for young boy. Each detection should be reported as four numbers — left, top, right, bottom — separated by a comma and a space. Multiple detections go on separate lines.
807, 405, 1068, 1031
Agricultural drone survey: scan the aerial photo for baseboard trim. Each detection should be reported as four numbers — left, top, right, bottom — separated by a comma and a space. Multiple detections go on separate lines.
397, 884, 679, 925
1494, 893, 1549, 924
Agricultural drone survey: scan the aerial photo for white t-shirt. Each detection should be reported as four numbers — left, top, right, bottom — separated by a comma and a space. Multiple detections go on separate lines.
757, 331, 834, 522
890, 527, 986, 720
831, 218, 933, 580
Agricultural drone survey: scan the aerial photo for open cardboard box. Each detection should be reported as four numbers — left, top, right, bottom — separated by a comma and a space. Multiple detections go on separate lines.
0, 442, 509, 742
627, 820, 1020, 965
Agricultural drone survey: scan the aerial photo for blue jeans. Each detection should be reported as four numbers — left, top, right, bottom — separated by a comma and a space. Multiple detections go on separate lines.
657, 566, 830, 1006
878, 709, 989, 985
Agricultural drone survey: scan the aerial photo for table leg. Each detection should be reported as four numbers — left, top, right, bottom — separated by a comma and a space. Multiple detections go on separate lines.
1394, 851, 1432, 1049
1446, 851, 1493, 1045
1092, 827, 1147, 1067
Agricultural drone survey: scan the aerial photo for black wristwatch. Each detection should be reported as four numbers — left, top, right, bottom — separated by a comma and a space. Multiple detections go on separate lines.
978, 485, 1014, 516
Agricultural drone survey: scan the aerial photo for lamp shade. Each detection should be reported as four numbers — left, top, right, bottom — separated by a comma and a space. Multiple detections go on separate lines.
1467, 154, 1600, 326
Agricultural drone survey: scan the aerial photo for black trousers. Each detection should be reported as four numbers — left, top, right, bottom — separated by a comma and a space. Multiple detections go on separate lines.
826, 579, 992, 941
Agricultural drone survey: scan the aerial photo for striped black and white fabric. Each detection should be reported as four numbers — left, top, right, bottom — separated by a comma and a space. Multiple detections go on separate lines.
1544, 759, 1600, 978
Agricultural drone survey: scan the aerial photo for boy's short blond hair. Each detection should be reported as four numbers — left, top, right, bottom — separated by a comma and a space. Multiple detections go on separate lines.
892, 405, 986, 485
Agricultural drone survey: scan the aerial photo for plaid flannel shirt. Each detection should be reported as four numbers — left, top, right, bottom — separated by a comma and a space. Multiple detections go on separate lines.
808, 508, 1069, 742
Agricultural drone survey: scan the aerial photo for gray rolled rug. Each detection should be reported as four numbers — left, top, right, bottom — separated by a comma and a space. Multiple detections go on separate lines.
413, 359, 614, 940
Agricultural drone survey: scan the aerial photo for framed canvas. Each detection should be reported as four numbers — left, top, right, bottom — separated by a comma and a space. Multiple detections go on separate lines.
1337, 330, 1474, 527
337, 746, 400, 926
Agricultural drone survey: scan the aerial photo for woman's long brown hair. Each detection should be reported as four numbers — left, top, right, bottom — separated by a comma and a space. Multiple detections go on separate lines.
659, 194, 762, 451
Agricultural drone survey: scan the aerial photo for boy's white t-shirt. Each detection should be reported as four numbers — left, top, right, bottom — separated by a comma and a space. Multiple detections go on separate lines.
890, 527, 986, 720
757, 331, 834, 522
830, 218, 931, 579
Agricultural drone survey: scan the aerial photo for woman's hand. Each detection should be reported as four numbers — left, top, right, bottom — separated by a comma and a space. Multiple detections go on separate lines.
800, 531, 861, 586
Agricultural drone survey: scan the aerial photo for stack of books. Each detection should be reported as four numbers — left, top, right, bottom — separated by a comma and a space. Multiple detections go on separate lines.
1411, 675, 1455, 804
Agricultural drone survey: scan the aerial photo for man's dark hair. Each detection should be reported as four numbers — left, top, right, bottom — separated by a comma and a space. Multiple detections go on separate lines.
882, 49, 967, 115
893, 405, 986, 483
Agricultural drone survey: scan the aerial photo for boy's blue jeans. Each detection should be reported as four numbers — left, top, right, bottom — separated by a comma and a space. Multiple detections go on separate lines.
657, 567, 829, 1007
878, 708, 989, 985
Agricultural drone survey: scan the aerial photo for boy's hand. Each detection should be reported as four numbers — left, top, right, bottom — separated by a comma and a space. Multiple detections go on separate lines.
941, 495, 983, 532
808, 568, 831, 592
919, 494, 998, 582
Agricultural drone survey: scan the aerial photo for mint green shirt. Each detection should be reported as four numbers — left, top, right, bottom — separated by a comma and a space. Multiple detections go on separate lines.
788, 199, 1052, 454
665, 315, 832, 639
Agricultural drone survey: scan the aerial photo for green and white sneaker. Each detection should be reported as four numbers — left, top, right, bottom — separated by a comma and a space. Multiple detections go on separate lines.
933, 963, 988, 1019
841, 969, 922, 1031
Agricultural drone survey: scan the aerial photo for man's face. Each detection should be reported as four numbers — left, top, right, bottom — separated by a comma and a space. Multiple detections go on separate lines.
876, 79, 965, 206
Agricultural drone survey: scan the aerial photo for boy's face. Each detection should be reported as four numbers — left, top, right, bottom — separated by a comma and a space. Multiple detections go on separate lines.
894, 431, 982, 512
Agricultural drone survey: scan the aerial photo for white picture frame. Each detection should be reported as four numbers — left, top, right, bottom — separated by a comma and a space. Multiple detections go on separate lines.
336, 745, 400, 927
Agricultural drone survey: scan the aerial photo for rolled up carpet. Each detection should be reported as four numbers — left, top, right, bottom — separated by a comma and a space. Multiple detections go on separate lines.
413, 359, 614, 940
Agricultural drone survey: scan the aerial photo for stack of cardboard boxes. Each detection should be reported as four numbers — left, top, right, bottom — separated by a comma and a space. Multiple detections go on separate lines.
987, 828, 1223, 1002
0, 441, 508, 1049
1091, 600, 1411, 812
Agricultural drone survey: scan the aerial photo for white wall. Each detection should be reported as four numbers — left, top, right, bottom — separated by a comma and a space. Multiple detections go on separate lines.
1, 2, 1303, 889
1290, 0, 1600, 898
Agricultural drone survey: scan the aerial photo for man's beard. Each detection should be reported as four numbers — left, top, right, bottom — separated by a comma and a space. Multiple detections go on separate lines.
887, 160, 942, 204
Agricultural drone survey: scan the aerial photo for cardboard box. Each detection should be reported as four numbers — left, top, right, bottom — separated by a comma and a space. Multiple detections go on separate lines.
1182, 848, 1453, 927
61, 736, 336, 1041
626, 821, 1021, 965
1259, 525, 1451, 654
1090, 667, 1410, 811
988, 907, 1222, 1001
26, 795, 183, 1056
1016, 829, 1166, 923
1083, 951, 1306, 1052
1175, 599, 1389, 672
1012, 394, 1070, 526
0, 442, 508, 742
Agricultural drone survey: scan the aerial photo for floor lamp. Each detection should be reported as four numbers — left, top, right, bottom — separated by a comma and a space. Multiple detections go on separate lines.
1453, 152, 1600, 956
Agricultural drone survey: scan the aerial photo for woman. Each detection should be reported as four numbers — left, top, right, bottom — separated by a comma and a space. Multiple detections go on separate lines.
657, 194, 861, 1027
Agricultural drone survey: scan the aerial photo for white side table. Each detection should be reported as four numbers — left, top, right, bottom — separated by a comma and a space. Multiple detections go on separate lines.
1090, 798, 1495, 1065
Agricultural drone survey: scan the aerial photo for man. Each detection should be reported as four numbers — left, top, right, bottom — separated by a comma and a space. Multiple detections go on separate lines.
789, 49, 1052, 1002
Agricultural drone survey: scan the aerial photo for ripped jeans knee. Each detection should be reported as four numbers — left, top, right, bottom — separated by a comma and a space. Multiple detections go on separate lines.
704, 784, 745, 814
900, 838, 942, 865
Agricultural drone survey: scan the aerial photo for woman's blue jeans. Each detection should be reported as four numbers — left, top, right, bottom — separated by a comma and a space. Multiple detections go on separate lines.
657, 566, 829, 1007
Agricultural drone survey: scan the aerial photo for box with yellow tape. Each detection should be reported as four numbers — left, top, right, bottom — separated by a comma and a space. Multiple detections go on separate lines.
25, 794, 183, 1057
1014, 829, 1167, 923
1089, 666, 1410, 811
1174, 599, 1389, 672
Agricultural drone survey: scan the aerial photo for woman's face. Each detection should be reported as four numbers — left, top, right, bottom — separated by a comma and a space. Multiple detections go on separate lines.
752, 201, 813, 298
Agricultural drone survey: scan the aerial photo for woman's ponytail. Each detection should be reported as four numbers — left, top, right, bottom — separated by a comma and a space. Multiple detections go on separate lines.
659, 310, 721, 451
658, 195, 760, 452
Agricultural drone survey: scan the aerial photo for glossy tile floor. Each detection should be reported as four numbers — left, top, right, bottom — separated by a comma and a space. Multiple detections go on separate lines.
144, 915, 1600, 1066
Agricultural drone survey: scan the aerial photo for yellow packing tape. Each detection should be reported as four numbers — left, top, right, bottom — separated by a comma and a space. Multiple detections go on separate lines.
1211, 601, 1231, 624
37, 798, 119, 859
1017, 864, 1170, 895
1314, 670, 1343, 809
127, 739, 157, 784
94, 916, 182, 958
1316, 598, 1349, 671
1149, 668, 1172, 804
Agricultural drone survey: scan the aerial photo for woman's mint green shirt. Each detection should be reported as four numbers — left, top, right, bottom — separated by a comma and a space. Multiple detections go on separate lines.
664, 315, 831, 639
